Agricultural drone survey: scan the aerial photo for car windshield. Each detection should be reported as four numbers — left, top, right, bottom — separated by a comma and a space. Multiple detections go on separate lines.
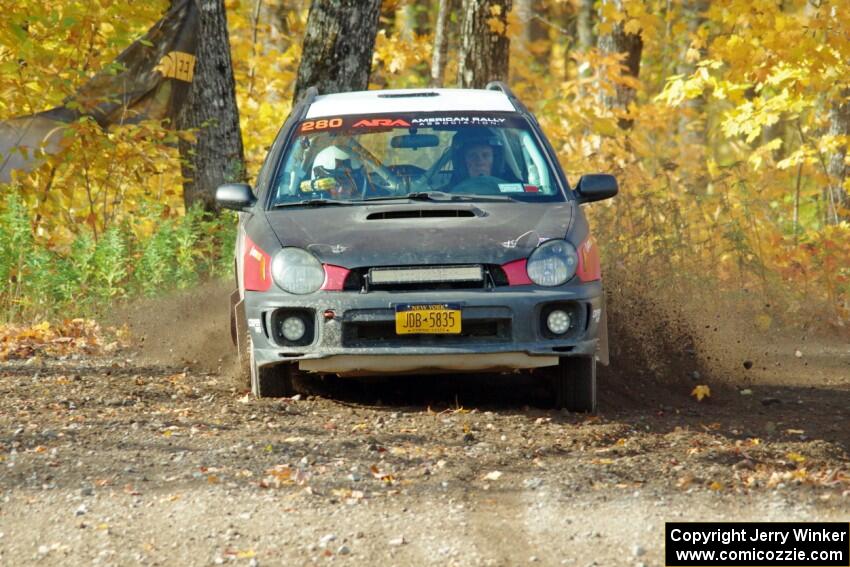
269, 112, 565, 207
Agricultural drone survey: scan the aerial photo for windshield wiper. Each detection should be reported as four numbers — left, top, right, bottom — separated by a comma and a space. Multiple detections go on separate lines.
361, 191, 516, 203
271, 199, 355, 208
445, 193, 517, 202
361, 191, 451, 202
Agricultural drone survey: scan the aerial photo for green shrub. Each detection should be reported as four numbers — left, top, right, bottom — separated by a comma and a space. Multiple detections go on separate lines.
93, 226, 127, 300
135, 217, 176, 296
63, 231, 97, 304
173, 206, 201, 289
0, 193, 34, 318
0, 193, 236, 322
21, 245, 54, 314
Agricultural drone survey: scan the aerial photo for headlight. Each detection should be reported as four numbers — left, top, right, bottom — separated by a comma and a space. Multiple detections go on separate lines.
271, 248, 324, 294
526, 240, 578, 286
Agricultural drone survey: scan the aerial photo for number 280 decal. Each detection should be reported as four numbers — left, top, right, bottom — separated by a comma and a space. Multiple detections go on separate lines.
300, 118, 343, 132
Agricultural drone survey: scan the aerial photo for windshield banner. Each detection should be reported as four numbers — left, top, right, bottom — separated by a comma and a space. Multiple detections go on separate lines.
298, 113, 523, 134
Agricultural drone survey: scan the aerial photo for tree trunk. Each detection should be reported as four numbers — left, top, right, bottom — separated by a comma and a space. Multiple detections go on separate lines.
577, 0, 595, 54
598, 0, 643, 129
292, 0, 382, 104
576, 0, 595, 92
515, 0, 532, 54
178, 0, 245, 212
761, 0, 786, 160
826, 88, 850, 224
430, 0, 453, 87
458, 0, 512, 88
400, 0, 431, 81
406, 0, 431, 38
677, 0, 709, 157
560, 1, 576, 79
530, 1, 550, 67
515, 0, 550, 68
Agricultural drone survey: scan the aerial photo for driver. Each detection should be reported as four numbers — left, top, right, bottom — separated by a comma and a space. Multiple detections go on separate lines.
448, 127, 518, 185
305, 146, 366, 198
465, 143, 495, 178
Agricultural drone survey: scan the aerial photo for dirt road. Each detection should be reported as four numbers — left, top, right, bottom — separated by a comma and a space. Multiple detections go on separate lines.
0, 287, 848, 566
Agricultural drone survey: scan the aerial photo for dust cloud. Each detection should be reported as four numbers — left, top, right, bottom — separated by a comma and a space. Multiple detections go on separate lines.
101, 272, 837, 410
103, 279, 237, 376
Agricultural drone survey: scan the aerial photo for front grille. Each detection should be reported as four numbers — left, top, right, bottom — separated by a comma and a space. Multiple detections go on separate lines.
341, 307, 512, 347
343, 265, 509, 292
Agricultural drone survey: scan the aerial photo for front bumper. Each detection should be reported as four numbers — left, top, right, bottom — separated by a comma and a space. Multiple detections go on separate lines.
245, 281, 604, 375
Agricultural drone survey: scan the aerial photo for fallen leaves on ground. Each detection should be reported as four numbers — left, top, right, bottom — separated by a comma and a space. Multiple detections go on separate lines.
260, 465, 293, 488
0, 319, 126, 360
691, 384, 711, 401
370, 465, 396, 484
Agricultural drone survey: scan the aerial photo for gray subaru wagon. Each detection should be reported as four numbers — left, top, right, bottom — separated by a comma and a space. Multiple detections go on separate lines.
217, 82, 617, 412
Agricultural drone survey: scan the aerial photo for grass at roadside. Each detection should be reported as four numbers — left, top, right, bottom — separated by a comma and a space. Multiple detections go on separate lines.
0, 193, 235, 323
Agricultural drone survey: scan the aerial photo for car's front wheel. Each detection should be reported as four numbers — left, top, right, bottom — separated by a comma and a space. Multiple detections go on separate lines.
249, 339, 297, 398
545, 355, 597, 413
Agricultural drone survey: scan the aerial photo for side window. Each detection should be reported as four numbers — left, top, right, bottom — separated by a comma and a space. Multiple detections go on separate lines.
254, 148, 273, 192
272, 137, 308, 199
255, 128, 287, 192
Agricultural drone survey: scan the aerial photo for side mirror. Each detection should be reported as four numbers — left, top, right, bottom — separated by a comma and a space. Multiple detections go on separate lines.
215, 183, 256, 212
575, 174, 618, 204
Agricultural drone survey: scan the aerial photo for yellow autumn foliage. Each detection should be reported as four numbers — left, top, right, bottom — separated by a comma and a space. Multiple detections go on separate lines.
0, 0, 847, 327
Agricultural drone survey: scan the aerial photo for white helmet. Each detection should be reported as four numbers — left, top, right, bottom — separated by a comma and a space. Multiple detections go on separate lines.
312, 146, 362, 179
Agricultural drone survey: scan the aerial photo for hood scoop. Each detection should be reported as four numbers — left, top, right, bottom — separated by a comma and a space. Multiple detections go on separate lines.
366, 209, 476, 220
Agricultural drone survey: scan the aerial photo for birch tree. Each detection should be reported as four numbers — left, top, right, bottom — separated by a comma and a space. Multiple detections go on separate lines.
458, 0, 512, 88
598, 0, 643, 129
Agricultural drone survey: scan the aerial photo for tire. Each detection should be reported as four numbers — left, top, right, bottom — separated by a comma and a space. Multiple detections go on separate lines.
249, 341, 296, 398
548, 355, 597, 413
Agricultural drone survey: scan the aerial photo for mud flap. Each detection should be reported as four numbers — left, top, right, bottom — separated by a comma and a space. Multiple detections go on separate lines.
229, 289, 240, 346
232, 292, 251, 388
596, 300, 610, 366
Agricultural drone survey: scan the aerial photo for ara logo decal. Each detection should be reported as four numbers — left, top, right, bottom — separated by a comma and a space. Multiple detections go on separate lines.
352, 118, 411, 128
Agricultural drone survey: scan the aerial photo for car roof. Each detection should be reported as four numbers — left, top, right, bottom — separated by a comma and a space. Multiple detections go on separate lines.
304, 88, 517, 119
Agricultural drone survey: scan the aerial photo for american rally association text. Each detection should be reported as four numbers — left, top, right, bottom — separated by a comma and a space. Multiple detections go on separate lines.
669, 527, 848, 547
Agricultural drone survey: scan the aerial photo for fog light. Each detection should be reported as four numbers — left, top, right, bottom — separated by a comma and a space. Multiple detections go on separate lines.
546, 309, 571, 335
281, 316, 306, 341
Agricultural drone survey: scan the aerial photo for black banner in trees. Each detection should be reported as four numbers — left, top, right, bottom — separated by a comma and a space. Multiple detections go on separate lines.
1, 0, 198, 183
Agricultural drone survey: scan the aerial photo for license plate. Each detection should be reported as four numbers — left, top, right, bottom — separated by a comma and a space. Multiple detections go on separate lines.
395, 304, 461, 334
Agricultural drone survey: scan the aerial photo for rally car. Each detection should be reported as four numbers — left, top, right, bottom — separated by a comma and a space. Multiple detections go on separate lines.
218, 82, 617, 412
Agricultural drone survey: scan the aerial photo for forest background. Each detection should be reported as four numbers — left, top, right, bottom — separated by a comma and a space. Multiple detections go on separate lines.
1, 0, 848, 336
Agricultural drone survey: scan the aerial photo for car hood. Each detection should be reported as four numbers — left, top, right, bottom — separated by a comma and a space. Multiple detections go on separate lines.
265, 201, 573, 268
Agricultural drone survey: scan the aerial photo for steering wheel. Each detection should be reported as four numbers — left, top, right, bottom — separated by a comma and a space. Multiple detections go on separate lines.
337, 139, 405, 194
